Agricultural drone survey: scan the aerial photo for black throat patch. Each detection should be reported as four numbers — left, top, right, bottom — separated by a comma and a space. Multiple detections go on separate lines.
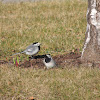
45, 57, 51, 63
38, 46, 40, 50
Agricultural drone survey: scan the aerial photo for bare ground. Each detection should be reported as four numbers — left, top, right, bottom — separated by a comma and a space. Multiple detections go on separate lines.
0, 52, 100, 68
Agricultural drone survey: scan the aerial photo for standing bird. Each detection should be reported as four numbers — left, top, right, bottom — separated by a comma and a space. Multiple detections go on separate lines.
43, 54, 56, 69
12, 42, 41, 56
12, 42, 41, 67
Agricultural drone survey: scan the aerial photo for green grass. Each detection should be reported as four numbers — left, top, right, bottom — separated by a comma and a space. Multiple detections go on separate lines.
1, 0, 100, 100
0, 0, 87, 57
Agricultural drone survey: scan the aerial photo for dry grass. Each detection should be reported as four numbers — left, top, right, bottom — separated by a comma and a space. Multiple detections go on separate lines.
0, 64, 100, 100
0, 0, 87, 57
0, 0, 100, 100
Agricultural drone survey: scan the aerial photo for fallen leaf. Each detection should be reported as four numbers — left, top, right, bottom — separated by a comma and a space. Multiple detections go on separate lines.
29, 96, 35, 100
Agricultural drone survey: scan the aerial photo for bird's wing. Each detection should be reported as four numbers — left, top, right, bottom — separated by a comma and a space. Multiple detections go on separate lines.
25, 45, 36, 52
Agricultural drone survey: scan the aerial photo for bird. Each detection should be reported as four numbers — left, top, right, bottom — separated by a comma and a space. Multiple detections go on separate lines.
12, 42, 41, 56
12, 42, 41, 67
43, 54, 56, 69
30, 54, 56, 69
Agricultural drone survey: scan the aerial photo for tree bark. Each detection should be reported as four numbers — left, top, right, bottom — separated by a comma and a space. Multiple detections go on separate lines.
81, 0, 100, 63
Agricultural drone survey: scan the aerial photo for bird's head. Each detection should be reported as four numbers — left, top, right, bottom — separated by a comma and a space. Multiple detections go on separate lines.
33, 42, 41, 46
45, 54, 51, 58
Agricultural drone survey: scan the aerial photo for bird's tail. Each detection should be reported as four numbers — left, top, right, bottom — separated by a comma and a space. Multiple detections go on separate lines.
11, 51, 24, 56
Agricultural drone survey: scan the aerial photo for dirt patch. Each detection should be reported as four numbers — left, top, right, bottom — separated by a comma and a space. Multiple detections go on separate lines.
19, 53, 81, 69
0, 60, 8, 65
1, 52, 100, 68
0, 53, 82, 69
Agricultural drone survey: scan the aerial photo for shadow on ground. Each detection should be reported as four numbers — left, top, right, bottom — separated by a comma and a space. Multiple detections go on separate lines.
0, 52, 82, 68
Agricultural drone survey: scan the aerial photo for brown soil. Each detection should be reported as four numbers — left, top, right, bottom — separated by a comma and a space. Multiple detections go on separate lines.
0, 52, 99, 68
0, 52, 82, 69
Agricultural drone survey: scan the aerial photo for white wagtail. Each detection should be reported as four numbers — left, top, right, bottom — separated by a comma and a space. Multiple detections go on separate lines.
12, 42, 41, 56
43, 54, 56, 69
31, 54, 56, 69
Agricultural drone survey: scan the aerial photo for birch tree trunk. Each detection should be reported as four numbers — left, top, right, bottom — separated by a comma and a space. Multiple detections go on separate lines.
81, 0, 100, 63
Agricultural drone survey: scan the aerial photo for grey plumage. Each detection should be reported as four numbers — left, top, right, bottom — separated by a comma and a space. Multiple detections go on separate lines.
12, 42, 40, 56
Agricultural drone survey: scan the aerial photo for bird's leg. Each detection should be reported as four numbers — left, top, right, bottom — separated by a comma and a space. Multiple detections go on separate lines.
44, 67, 47, 71
31, 55, 39, 68
30, 55, 33, 68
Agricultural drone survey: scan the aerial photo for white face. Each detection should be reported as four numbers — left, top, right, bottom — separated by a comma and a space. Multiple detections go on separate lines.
33, 42, 41, 46
46, 54, 51, 58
